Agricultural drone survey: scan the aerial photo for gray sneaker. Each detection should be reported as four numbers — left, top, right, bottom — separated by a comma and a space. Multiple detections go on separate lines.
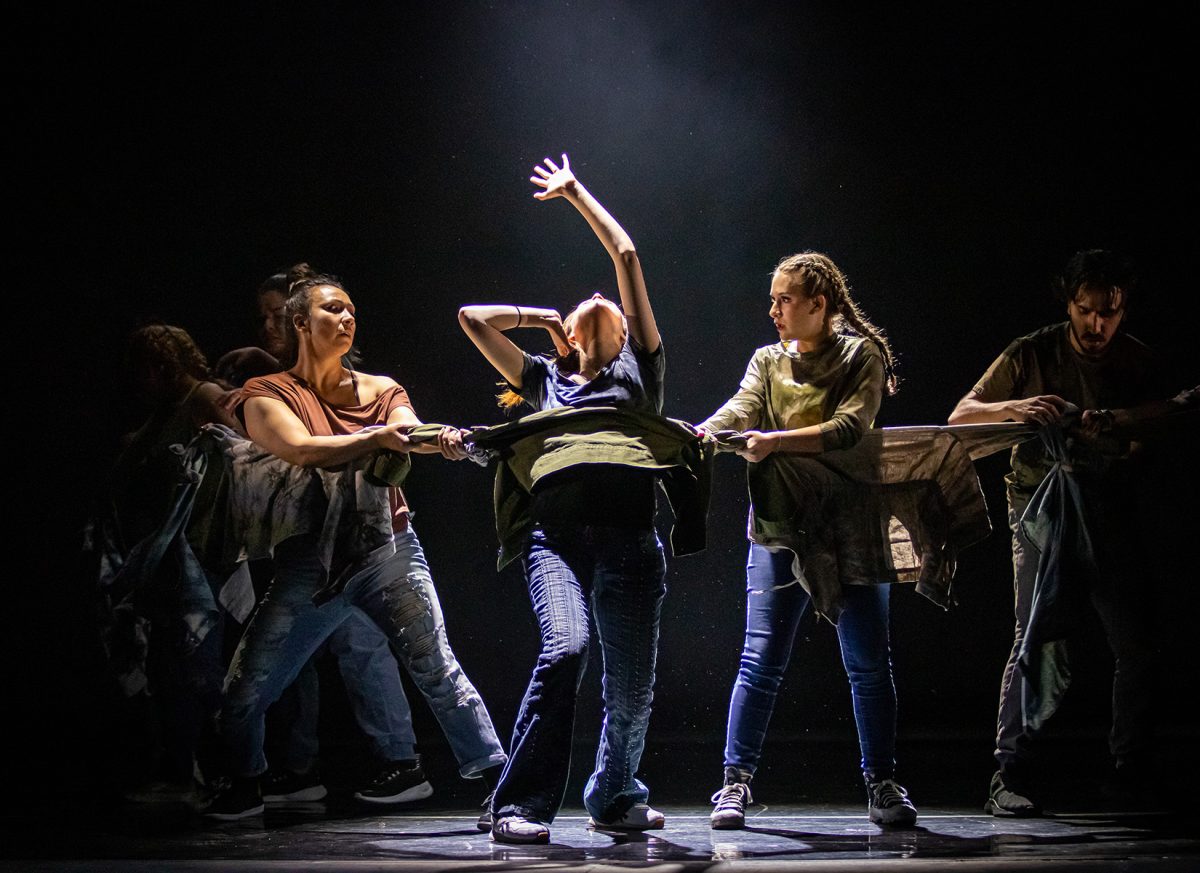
492, 815, 551, 844
866, 777, 918, 826
710, 766, 754, 830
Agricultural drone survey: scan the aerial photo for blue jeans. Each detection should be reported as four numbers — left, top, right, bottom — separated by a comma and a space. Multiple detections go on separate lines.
220, 528, 506, 778
270, 611, 419, 773
724, 543, 897, 781
493, 525, 667, 824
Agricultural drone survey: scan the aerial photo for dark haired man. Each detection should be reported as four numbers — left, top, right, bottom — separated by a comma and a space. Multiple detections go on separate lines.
949, 249, 1172, 816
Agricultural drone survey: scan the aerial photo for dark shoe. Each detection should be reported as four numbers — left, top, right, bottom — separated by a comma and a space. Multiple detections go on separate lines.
866, 777, 918, 826
202, 776, 264, 820
477, 791, 495, 832
984, 770, 1041, 817
710, 766, 754, 830
492, 815, 550, 844
353, 758, 433, 805
121, 778, 202, 804
262, 768, 327, 803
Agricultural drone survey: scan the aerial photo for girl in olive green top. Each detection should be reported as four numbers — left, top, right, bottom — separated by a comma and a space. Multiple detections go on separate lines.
700, 253, 918, 830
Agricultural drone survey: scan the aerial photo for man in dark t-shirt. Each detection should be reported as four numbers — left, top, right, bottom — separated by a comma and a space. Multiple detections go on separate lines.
949, 250, 1171, 816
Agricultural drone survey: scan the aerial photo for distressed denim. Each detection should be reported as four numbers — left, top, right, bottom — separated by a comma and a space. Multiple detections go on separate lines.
270, 611, 418, 773
724, 543, 898, 780
493, 524, 667, 824
220, 528, 505, 778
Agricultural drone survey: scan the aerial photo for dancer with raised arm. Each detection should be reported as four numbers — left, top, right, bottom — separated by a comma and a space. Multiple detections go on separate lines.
459, 154, 670, 844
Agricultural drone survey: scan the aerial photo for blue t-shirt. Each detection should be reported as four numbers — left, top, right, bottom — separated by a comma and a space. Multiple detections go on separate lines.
517, 338, 665, 415
516, 337, 666, 527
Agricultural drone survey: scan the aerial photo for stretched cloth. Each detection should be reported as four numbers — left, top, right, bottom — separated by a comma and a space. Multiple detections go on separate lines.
711, 422, 1037, 622
1017, 392, 1200, 731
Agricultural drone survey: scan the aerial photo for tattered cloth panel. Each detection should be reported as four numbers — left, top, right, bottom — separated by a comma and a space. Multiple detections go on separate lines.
714, 423, 1036, 623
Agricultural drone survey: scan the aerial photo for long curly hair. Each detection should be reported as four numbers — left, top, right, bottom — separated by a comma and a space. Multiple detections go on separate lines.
125, 323, 211, 394
774, 252, 899, 395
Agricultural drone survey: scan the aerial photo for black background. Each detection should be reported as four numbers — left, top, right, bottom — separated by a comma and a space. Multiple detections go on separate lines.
13, 2, 1198, 804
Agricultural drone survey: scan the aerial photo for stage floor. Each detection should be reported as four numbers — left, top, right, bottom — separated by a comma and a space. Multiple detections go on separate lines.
5, 799, 1196, 872
6, 736, 1198, 871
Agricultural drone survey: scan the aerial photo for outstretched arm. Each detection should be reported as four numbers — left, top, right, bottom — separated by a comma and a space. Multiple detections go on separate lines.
531, 153, 661, 352
457, 304, 571, 388
948, 392, 1067, 426
244, 396, 413, 468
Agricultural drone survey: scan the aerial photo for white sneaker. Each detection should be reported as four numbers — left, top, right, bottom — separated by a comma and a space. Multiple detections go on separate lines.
589, 802, 665, 831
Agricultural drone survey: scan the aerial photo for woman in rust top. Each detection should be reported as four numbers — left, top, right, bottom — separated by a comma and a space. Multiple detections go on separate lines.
203, 268, 505, 820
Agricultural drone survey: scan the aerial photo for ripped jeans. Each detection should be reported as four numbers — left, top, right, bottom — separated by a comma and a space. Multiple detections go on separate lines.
220, 528, 506, 779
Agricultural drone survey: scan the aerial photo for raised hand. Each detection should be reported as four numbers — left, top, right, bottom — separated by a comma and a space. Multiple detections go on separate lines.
530, 153, 577, 201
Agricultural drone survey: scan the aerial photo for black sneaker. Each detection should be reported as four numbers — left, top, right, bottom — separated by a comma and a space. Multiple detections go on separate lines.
866, 776, 918, 826
202, 776, 264, 820
477, 791, 495, 832
710, 766, 754, 830
984, 769, 1041, 817
262, 768, 328, 803
353, 757, 434, 805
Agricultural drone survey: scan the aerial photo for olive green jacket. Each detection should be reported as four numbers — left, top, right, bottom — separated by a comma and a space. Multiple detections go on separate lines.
464, 406, 715, 569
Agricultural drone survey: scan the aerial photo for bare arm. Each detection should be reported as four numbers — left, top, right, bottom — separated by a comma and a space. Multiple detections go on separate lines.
384, 401, 468, 460
948, 392, 1068, 426
244, 396, 412, 468
531, 153, 661, 352
458, 304, 569, 388
189, 380, 246, 436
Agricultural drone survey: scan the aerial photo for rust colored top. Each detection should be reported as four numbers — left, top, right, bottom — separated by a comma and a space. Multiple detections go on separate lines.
240, 370, 414, 530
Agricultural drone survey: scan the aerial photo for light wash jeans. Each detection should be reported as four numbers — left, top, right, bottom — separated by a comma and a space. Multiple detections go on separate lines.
269, 611, 418, 773
220, 528, 506, 778
724, 543, 898, 781
492, 524, 667, 824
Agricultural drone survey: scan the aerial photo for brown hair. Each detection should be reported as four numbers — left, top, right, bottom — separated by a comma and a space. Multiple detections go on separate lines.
125, 323, 211, 391
774, 252, 899, 395
277, 263, 362, 370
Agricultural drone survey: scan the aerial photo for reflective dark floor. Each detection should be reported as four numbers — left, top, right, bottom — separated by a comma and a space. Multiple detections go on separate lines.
5, 738, 1197, 871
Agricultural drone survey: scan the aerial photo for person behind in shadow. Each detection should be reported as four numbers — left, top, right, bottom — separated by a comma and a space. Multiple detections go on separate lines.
102, 323, 242, 800
949, 249, 1177, 816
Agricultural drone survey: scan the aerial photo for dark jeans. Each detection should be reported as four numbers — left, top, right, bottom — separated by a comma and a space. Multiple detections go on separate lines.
724, 543, 898, 781
994, 496, 1155, 779
493, 524, 667, 824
